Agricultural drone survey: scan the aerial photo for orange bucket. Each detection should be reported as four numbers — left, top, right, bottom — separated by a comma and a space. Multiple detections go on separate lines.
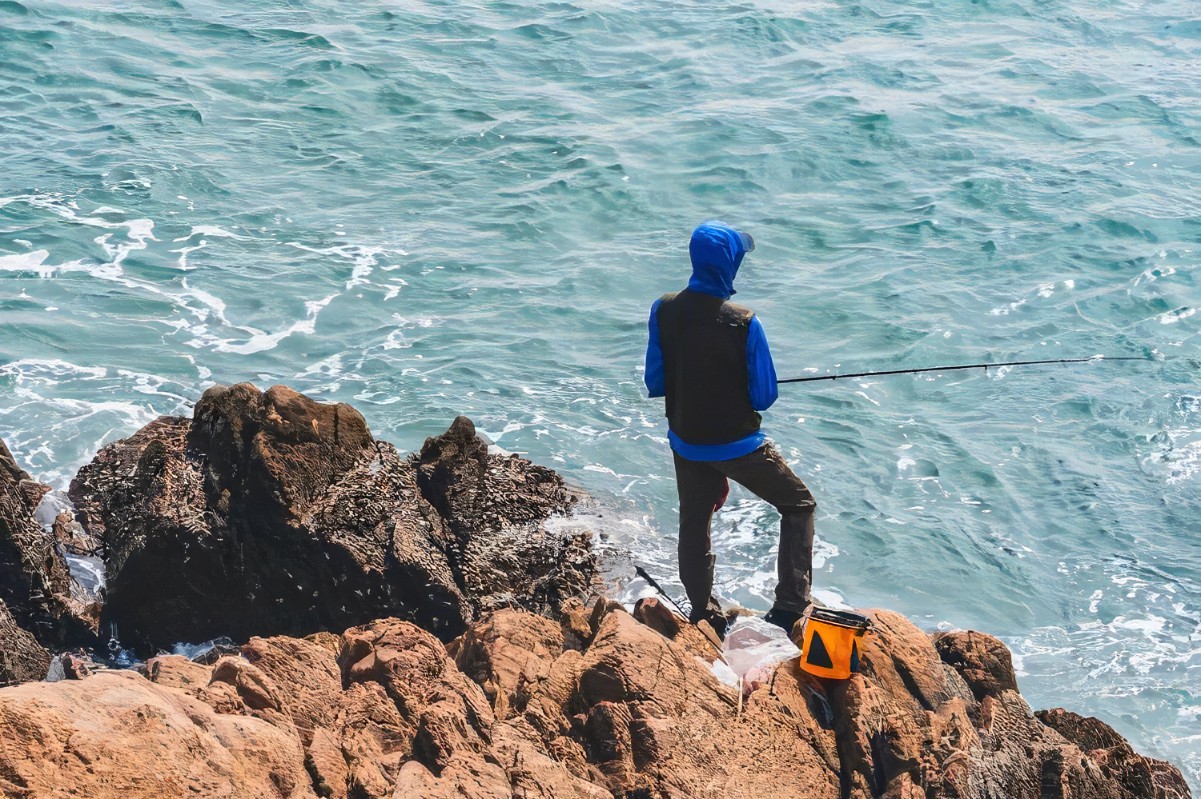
798, 608, 872, 680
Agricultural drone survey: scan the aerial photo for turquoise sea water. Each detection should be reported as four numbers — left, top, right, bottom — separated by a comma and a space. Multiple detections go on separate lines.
1, 0, 1198, 785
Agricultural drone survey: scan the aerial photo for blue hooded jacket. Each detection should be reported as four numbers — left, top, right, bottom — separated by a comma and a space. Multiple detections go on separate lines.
645, 222, 779, 461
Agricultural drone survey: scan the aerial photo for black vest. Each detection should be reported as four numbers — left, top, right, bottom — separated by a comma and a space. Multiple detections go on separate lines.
656, 289, 761, 445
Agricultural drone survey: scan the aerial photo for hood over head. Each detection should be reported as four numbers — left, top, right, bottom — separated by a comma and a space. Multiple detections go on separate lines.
687, 221, 754, 299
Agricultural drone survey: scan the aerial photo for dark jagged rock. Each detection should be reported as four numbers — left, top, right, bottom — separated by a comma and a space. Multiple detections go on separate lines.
69, 383, 597, 654
0, 438, 96, 684
1037, 708, 1192, 799
417, 415, 595, 618
0, 599, 49, 685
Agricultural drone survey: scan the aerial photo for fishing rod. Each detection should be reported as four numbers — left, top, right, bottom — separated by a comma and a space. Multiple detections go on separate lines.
633, 565, 729, 659
777, 355, 1150, 385
634, 565, 691, 620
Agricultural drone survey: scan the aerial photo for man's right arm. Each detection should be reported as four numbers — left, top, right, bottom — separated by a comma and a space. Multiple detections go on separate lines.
644, 299, 665, 397
746, 315, 778, 410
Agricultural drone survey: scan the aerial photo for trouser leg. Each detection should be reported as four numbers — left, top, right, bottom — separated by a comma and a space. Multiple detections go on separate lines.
672, 451, 727, 620
776, 506, 816, 612
717, 444, 817, 613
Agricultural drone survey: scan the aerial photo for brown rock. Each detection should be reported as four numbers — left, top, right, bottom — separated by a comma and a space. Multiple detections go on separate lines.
491, 717, 614, 799
306, 726, 350, 799
452, 608, 565, 719
933, 628, 1020, 701
1037, 708, 1192, 799
211, 655, 289, 718
632, 595, 724, 663
417, 415, 596, 619
60, 651, 96, 679
239, 634, 345, 743
559, 596, 596, 650
0, 669, 318, 799
190, 383, 374, 527
146, 653, 213, 690
566, 607, 840, 799
819, 609, 1194, 799
0, 599, 1191, 799
51, 509, 100, 556
334, 617, 501, 796
389, 756, 511, 799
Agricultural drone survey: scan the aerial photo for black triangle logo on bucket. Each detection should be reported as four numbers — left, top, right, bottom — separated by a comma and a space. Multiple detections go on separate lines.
850, 640, 860, 673
806, 629, 834, 669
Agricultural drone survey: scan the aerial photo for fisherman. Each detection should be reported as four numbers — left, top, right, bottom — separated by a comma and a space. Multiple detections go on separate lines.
644, 221, 817, 639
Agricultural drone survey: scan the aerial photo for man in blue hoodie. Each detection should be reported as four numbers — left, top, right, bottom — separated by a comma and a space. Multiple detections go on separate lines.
645, 221, 816, 639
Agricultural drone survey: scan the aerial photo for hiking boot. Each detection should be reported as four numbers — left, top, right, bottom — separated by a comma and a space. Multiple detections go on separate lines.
764, 605, 806, 636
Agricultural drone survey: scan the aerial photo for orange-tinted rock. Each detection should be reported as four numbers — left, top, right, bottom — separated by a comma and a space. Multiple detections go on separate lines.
239, 634, 344, 744
0, 601, 1192, 799
822, 610, 1186, 799
933, 628, 1020, 701
339, 618, 495, 770
145, 653, 212, 690
632, 594, 724, 662
452, 608, 565, 718
0, 670, 317, 799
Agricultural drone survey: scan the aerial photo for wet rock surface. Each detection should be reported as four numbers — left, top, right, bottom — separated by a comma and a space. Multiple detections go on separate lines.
0, 599, 50, 685
68, 383, 596, 653
0, 439, 96, 685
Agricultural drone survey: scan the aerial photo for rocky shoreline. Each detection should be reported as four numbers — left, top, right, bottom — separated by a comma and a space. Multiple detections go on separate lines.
0, 383, 1191, 798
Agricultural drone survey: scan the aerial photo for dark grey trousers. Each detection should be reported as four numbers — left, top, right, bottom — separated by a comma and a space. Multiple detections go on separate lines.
672, 443, 817, 616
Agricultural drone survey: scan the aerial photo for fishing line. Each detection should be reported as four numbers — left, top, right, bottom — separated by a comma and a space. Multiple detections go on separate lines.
777, 355, 1152, 385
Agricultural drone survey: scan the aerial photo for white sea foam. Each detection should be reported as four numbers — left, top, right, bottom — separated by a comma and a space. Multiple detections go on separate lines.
384, 278, 409, 300
0, 195, 155, 282
178, 278, 230, 323
287, 241, 394, 290
990, 297, 1027, 316
477, 420, 526, 443
0, 359, 194, 485
170, 241, 205, 271
1158, 307, 1197, 324
66, 555, 105, 598
204, 292, 338, 354
0, 249, 52, 276
34, 489, 72, 529
0, 249, 95, 278
1141, 426, 1201, 484
173, 224, 251, 241
0, 359, 109, 383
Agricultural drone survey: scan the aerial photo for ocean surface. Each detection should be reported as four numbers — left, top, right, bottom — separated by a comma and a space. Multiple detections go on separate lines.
1, 0, 1198, 786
